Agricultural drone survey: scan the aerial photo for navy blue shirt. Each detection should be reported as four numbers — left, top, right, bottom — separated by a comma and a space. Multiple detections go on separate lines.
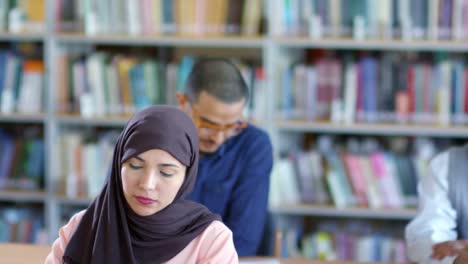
187, 124, 273, 256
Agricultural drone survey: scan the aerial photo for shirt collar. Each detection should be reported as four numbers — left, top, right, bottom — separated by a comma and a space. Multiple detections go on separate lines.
201, 143, 226, 162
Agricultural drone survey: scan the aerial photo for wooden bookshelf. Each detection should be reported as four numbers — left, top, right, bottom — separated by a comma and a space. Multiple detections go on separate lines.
3, 2, 465, 262
0, 190, 47, 203
276, 120, 468, 138
55, 195, 93, 207
55, 33, 265, 48
274, 37, 468, 52
57, 114, 129, 127
0, 32, 44, 42
270, 204, 418, 220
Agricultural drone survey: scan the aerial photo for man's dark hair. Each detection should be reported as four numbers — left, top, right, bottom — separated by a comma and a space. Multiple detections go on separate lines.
185, 58, 249, 104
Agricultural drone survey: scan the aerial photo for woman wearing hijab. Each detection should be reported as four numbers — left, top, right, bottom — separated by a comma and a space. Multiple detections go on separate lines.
45, 105, 238, 264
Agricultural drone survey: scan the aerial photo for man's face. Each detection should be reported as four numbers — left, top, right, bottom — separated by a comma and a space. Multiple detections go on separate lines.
179, 91, 246, 153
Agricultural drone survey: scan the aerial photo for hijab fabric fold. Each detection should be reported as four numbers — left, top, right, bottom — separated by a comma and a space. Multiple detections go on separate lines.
63, 105, 220, 264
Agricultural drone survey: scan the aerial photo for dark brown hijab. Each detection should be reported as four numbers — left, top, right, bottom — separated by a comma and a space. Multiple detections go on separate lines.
63, 105, 220, 264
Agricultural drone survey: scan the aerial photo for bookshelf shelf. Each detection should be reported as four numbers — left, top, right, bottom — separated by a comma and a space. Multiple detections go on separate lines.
55, 196, 93, 207
274, 37, 468, 52
57, 114, 129, 127
0, 190, 47, 203
55, 33, 265, 48
270, 204, 417, 220
0, 32, 44, 42
0, 113, 46, 123
276, 120, 468, 138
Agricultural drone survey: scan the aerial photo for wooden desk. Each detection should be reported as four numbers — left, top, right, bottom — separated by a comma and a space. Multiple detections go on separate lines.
0, 244, 392, 264
0, 243, 50, 264
240, 257, 393, 264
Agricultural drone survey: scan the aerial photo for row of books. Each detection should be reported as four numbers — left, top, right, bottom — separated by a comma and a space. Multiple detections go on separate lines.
278, 219, 407, 262
273, 0, 468, 41
56, 0, 262, 36
0, 207, 47, 244
0, 127, 44, 191
56, 53, 266, 120
55, 129, 119, 198
0, 0, 44, 33
280, 51, 468, 125
269, 136, 444, 209
0, 47, 44, 115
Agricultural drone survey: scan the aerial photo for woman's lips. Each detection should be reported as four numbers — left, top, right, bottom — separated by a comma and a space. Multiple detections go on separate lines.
135, 196, 157, 205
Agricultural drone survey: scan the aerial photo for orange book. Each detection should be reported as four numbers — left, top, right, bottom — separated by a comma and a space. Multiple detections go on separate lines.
116, 57, 136, 115
23, 60, 44, 72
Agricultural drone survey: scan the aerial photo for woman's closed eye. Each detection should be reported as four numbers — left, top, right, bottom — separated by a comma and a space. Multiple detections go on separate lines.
160, 170, 176, 177
129, 163, 144, 170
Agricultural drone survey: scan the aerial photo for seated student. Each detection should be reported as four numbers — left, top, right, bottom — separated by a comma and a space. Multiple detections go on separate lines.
406, 145, 468, 264
45, 106, 238, 264
177, 58, 273, 256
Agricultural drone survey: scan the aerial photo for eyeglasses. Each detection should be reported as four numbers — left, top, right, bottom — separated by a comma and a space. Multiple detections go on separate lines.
191, 107, 247, 138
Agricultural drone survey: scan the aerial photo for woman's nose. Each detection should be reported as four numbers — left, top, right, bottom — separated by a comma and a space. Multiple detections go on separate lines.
139, 170, 158, 191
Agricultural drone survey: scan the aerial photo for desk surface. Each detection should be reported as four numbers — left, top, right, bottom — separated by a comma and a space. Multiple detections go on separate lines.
0, 243, 50, 264
0, 243, 394, 264
240, 257, 393, 264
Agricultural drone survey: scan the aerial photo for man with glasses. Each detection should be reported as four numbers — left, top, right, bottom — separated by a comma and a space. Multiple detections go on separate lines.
176, 58, 273, 256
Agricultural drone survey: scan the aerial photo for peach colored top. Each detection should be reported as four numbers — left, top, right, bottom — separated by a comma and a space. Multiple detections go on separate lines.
45, 210, 238, 264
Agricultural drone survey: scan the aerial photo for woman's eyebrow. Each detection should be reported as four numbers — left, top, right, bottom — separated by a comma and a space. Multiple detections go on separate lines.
134, 156, 145, 162
159, 163, 180, 168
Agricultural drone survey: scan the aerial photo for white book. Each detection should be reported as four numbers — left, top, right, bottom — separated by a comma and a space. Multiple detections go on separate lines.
17, 71, 43, 113
99, 0, 112, 33
366, 0, 378, 38
378, 0, 392, 39
64, 133, 82, 198
356, 236, 374, 262
0, 0, 8, 31
293, 64, 307, 119
152, 0, 162, 34
453, 0, 464, 39
115, 0, 127, 34
105, 63, 121, 115
288, 0, 299, 35
438, 61, 452, 125
85, 143, 105, 198
83, 143, 95, 197
329, 0, 341, 37
428, 0, 439, 40
398, 0, 412, 40
127, 0, 142, 35
326, 170, 347, 208
252, 69, 266, 121
84, 0, 99, 35
165, 63, 178, 105
343, 64, 357, 124
1, 55, 19, 114
86, 54, 106, 116
268, 159, 300, 207
305, 66, 317, 120
383, 154, 406, 207
309, 15, 323, 39
301, 0, 313, 36
330, 99, 343, 123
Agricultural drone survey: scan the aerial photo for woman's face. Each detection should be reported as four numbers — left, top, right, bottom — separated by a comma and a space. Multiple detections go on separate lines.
121, 149, 187, 216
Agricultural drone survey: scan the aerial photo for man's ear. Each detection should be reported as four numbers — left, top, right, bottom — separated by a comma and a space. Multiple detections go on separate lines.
176, 92, 187, 110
